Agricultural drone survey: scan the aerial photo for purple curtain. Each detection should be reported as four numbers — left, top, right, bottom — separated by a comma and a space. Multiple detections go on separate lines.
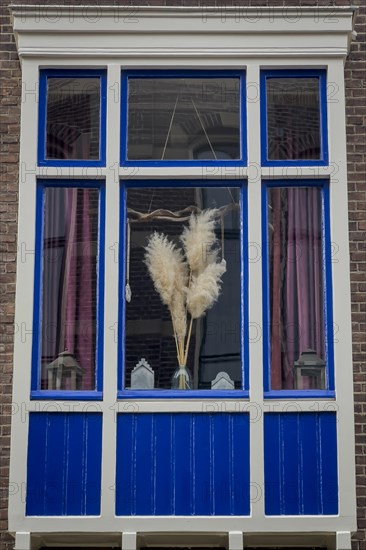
62, 188, 94, 389
41, 128, 95, 390
270, 187, 324, 390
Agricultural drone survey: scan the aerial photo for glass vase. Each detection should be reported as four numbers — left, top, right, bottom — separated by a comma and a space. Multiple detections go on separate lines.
171, 365, 192, 390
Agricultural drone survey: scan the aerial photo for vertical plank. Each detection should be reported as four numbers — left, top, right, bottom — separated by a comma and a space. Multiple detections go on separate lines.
134, 414, 154, 514
44, 413, 67, 515
85, 413, 102, 515
65, 413, 84, 515
173, 414, 193, 515
264, 414, 281, 515
281, 414, 300, 515
299, 412, 319, 514
232, 413, 250, 516
154, 413, 173, 515
213, 414, 231, 515
26, 414, 47, 515
116, 414, 134, 515
193, 414, 212, 515
319, 412, 338, 514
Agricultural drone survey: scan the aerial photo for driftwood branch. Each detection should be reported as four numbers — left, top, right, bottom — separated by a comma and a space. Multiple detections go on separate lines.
127, 202, 240, 223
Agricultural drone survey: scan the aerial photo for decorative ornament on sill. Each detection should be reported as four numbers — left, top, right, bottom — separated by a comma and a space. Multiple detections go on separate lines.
294, 348, 326, 390
46, 350, 84, 391
144, 209, 226, 390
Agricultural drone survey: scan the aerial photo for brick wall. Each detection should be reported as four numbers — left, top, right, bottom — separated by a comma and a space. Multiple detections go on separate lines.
0, 1, 365, 549
0, 3, 21, 549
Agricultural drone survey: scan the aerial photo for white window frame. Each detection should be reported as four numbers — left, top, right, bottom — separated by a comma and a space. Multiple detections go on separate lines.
10, 6, 356, 550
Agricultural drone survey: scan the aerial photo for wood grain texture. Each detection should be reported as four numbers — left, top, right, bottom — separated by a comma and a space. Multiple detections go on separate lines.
264, 412, 338, 515
26, 413, 102, 516
116, 412, 250, 516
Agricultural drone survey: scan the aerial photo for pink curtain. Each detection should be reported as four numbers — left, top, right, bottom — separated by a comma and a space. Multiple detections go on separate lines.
41, 128, 95, 390
270, 187, 324, 390
61, 189, 94, 389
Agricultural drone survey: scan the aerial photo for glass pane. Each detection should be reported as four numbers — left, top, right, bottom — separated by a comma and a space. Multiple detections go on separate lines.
266, 78, 321, 161
268, 187, 325, 390
46, 78, 100, 160
40, 187, 99, 390
127, 78, 240, 160
125, 187, 242, 390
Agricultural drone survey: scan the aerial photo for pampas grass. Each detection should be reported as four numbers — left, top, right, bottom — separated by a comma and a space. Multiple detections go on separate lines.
186, 260, 226, 319
144, 209, 226, 375
180, 208, 218, 273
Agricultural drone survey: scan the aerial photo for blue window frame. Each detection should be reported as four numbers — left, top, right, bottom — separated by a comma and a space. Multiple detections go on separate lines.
262, 179, 335, 399
31, 180, 105, 400
38, 69, 107, 167
260, 70, 328, 167
121, 70, 247, 167
118, 180, 249, 399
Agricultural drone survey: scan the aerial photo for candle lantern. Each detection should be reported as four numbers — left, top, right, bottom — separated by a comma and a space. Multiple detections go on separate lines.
294, 348, 326, 390
46, 350, 84, 390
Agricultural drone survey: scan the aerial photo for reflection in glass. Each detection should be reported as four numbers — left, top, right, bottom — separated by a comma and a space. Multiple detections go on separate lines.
266, 77, 321, 161
40, 188, 99, 390
268, 187, 325, 390
46, 78, 100, 160
127, 78, 240, 160
125, 187, 242, 390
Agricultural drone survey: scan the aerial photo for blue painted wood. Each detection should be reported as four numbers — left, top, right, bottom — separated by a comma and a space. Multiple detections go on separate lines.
193, 414, 212, 515
26, 413, 102, 516
116, 413, 250, 516
231, 414, 250, 515
264, 412, 338, 515
319, 413, 339, 514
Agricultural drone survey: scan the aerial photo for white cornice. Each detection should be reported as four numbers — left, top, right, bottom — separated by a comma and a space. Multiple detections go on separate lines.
16, 46, 350, 59
10, 4, 356, 60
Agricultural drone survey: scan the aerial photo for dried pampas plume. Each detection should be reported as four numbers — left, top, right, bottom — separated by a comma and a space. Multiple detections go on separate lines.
144, 233, 179, 307
144, 209, 226, 371
187, 260, 226, 319
181, 209, 218, 273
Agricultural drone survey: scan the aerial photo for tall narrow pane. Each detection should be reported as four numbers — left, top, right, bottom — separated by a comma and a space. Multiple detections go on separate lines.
125, 187, 242, 390
268, 187, 325, 390
40, 187, 99, 390
46, 78, 100, 160
266, 77, 321, 161
127, 78, 240, 161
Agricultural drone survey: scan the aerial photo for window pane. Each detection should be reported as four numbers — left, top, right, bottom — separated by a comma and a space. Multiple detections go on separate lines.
266, 78, 321, 161
268, 187, 325, 390
46, 78, 100, 160
127, 78, 240, 160
40, 187, 99, 390
125, 187, 242, 390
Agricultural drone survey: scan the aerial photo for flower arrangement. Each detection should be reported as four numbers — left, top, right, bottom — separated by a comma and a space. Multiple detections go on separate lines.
144, 209, 226, 389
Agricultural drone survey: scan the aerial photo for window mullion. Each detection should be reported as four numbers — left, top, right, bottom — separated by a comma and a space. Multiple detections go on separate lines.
101, 63, 122, 519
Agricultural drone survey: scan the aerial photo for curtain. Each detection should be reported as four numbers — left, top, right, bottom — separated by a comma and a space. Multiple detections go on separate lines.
41, 122, 95, 390
270, 187, 324, 390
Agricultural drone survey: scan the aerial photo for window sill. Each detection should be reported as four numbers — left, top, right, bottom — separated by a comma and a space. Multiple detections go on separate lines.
30, 390, 103, 400
118, 390, 249, 399
264, 390, 336, 400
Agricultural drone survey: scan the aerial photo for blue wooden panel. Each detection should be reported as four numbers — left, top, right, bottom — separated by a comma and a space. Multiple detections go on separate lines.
116, 413, 250, 516
26, 413, 102, 516
264, 412, 338, 515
